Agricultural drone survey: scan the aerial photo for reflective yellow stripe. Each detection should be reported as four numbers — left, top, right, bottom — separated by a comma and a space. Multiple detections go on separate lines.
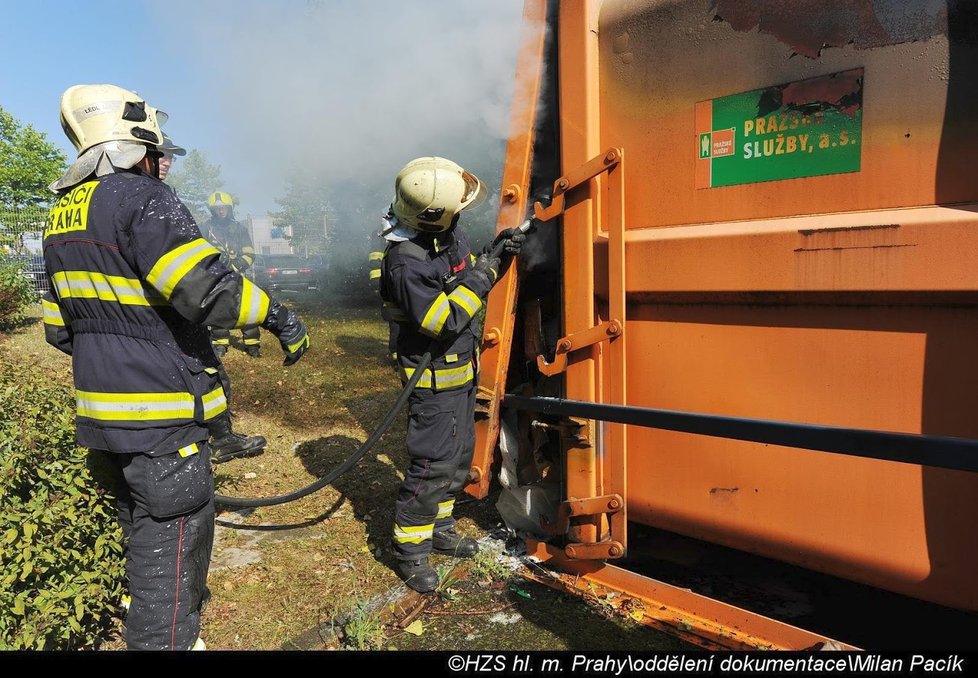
447, 284, 482, 319
287, 333, 310, 354
42, 299, 65, 326
51, 271, 165, 306
212, 338, 230, 346
369, 269, 381, 280
400, 366, 433, 389
178, 443, 199, 457
242, 338, 260, 345
146, 238, 221, 299
369, 251, 384, 261
201, 386, 227, 420
76, 390, 195, 422
400, 363, 473, 390
420, 293, 450, 337
437, 500, 454, 520
433, 363, 474, 389
236, 277, 270, 327
445, 354, 458, 363
469, 254, 476, 264
393, 523, 434, 544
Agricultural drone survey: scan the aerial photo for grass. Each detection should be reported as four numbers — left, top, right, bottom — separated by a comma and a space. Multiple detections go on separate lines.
0, 292, 688, 652
469, 544, 512, 582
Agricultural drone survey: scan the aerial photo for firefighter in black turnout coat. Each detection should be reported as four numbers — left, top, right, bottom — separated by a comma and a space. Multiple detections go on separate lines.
202, 191, 261, 358
379, 157, 524, 592
42, 84, 310, 649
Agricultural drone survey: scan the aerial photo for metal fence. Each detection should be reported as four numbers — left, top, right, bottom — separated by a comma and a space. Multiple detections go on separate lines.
1, 205, 50, 296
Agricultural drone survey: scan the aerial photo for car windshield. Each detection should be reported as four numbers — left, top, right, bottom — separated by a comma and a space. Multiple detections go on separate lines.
261, 256, 303, 267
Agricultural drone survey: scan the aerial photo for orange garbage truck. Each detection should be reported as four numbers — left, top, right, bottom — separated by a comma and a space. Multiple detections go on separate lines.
470, 0, 978, 648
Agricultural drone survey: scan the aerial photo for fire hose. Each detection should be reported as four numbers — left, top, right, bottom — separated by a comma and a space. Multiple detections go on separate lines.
214, 219, 533, 509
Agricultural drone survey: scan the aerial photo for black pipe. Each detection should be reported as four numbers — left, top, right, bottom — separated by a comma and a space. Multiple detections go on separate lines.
503, 395, 978, 473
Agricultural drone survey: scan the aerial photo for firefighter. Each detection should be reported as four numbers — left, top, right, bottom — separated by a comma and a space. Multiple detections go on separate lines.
379, 157, 524, 592
42, 84, 310, 650
157, 134, 185, 181
155, 140, 268, 464
202, 191, 261, 358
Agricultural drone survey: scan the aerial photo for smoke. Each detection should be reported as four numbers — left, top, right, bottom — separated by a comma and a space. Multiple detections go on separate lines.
150, 0, 525, 218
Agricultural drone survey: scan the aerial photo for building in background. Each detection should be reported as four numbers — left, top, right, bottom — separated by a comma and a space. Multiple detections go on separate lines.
246, 216, 293, 255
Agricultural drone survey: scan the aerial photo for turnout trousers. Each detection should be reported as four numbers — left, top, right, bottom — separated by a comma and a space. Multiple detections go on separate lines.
93, 444, 215, 650
392, 386, 476, 559
211, 325, 260, 348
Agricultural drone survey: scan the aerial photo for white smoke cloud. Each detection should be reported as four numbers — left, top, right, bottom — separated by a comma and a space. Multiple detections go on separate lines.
151, 0, 525, 215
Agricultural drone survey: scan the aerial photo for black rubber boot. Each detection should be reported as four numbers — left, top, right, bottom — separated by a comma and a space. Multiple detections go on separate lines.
209, 416, 266, 464
395, 558, 439, 593
431, 529, 479, 558
245, 346, 261, 358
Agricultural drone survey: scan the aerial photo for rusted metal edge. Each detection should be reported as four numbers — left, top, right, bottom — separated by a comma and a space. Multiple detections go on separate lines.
526, 539, 860, 651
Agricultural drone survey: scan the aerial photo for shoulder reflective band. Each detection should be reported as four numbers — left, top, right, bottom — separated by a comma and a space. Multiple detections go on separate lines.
436, 499, 454, 519
393, 522, 434, 545
420, 292, 450, 337
51, 271, 167, 306
447, 284, 482, 319
236, 278, 270, 328
369, 251, 385, 261
76, 390, 195, 422
287, 333, 310, 354
178, 442, 199, 457
42, 298, 65, 326
147, 238, 221, 299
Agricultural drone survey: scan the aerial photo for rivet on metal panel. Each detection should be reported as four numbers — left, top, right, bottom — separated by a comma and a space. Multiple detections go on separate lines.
484, 327, 502, 346
557, 338, 572, 352
467, 466, 483, 484
605, 150, 618, 163
502, 184, 521, 203
608, 544, 623, 558
608, 498, 621, 510
606, 321, 622, 336
565, 545, 578, 559
557, 178, 569, 190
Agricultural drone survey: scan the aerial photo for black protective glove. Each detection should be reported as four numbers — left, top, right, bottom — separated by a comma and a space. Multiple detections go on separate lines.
261, 299, 310, 366
491, 227, 527, 257
471, 253, 501, 288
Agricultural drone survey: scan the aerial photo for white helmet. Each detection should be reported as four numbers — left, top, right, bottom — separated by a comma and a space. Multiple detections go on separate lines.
391, 157, 488, 233
59, 84, 168, 155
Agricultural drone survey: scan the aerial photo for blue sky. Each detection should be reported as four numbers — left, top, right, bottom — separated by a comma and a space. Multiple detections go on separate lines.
1, 1, 524, 216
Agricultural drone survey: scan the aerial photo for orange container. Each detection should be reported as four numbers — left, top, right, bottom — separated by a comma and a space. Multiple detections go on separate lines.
475, 0, 978, 612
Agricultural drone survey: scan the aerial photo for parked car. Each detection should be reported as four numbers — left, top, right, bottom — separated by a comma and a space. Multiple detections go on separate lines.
2, 254, 48, 295
251, 254, 318, 291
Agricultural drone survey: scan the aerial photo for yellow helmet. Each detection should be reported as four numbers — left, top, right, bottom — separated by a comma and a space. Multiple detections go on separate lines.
207, 191, 235, 216
391, 157, 488, 233
59, 84, 168, 155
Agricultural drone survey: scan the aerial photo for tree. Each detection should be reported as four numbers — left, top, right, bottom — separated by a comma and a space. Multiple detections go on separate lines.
270, 172, 334, 257
0, 106, 67, 208
165, 149, 224, 223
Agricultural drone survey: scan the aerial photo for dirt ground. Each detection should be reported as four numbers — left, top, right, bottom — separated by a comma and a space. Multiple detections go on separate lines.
3, 293, 688, 651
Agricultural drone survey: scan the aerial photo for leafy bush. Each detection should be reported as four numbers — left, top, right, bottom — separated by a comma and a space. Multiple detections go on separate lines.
0, 361, 125, 649
0, 256, 36, 329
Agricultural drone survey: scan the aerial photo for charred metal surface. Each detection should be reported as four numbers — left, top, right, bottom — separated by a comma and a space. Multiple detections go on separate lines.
710, 0, 951, 58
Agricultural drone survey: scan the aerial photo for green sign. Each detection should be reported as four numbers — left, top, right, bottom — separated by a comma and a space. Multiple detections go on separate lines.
695, 69, 863, 189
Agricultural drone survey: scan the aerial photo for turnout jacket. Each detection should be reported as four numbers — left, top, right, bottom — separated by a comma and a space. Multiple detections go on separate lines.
202, 215, 255, 272
379, 227, 492, 392
42, 169, 274, 454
